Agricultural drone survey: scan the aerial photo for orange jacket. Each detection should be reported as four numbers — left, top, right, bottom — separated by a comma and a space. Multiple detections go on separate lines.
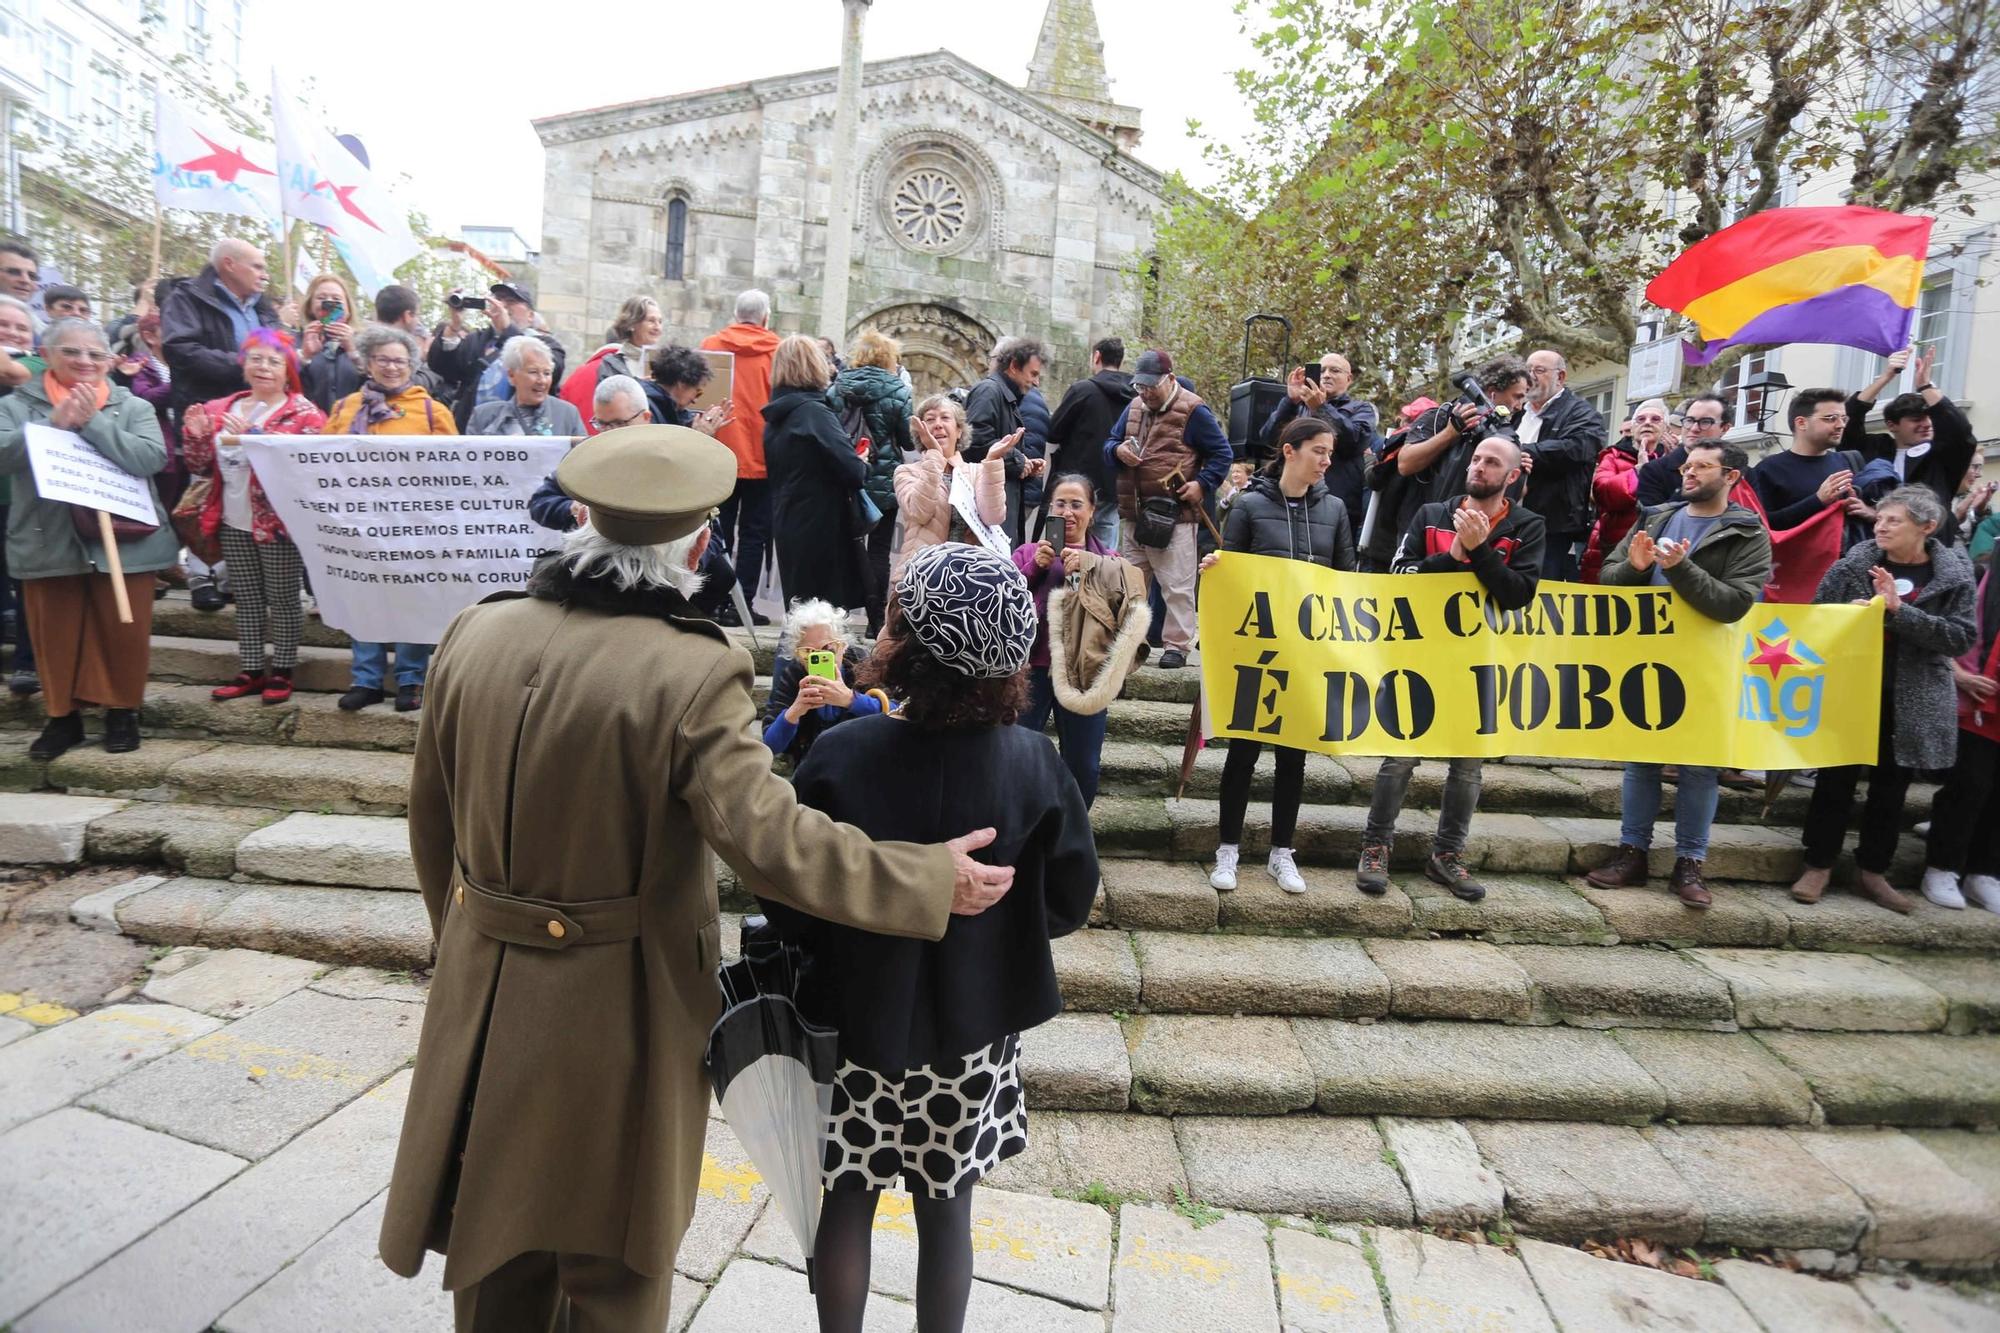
701, 322, 782, 479
324, 384, 458, 436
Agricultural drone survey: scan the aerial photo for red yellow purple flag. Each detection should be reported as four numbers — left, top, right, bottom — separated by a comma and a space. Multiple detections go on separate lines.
1647, 205, 1933, 366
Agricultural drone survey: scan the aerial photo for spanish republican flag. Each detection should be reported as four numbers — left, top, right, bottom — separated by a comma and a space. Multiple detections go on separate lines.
1647, 205, 1933, 366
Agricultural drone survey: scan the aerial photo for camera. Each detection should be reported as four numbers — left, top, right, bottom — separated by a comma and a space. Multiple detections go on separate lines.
1448, 370, 1513, 445
446, 289, 489, 311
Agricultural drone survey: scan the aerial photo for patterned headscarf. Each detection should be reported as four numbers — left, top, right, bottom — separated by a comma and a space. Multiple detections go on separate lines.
894, 543, 1036, 678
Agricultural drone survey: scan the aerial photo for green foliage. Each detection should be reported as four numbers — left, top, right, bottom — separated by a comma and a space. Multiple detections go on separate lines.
1153, 0, 1999, 402
1055, 1180, 1149, 1214
1170, 1183, 1224, 1229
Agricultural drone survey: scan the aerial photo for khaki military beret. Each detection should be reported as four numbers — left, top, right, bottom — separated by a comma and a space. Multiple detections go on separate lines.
556, 424, 738, 545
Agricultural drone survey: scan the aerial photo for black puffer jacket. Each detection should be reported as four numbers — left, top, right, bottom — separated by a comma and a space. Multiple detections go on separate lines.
158, 265, 281, 412
1221, 473, 1357, 570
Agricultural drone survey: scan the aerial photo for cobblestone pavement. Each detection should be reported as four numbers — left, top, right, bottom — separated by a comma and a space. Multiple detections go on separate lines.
4, 940, 1999, 1332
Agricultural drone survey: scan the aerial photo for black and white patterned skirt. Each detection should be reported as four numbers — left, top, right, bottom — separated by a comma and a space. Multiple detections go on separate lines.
821, 1033, 1028, 1199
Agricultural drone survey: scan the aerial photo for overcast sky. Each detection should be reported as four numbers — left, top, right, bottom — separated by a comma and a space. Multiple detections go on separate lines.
243, 0, 1262, 246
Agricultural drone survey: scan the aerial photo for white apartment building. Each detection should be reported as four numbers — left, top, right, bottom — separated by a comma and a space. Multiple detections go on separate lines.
0, 0, 248, 265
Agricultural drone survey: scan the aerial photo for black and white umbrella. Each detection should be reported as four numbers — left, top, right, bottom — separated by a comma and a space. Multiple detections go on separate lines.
704, 919, 838, 1287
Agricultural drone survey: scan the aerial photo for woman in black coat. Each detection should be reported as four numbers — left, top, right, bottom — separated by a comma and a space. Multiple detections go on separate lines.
762, 335, 867, 610
759, 542, 1098, 1333
1200, 415, 1357, 895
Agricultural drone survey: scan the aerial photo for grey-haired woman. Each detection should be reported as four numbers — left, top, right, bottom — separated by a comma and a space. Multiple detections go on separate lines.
1794, 485, 1974, 913
757, 542, 1099, 1333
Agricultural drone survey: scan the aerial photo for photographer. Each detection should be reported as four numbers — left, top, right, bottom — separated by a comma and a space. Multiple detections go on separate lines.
1260, 352, 1377, 519
761, 599, 882, 762
297, 273, 360, 413
1369, 355, 1529, 570
429, 281, 565, 426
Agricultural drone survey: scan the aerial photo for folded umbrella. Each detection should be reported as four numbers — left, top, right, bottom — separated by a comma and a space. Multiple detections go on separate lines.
705, 918, 838, 1289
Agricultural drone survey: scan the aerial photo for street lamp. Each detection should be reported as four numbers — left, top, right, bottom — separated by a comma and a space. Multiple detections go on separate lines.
1745, 369, 1791, 432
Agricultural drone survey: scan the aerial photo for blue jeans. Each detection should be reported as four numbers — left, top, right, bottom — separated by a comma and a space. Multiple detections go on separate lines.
1620, 762, 1720, 861
351, 641, 433, 689
1021, 666, 1108, 806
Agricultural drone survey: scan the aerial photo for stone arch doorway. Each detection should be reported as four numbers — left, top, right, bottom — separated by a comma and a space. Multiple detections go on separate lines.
852, 302, 995, 398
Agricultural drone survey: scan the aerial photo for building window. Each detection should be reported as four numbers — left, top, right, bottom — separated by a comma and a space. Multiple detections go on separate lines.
1717, 350, 1776, 431
226, 0, 244, 68
184, 0, 208, 57
664, 197, 687, 281
891, 168, 969, 250
1910, 268, 1956, 394
44, 31, 77, 120
90, 62, 122, 128
1574, 380, 1617, 425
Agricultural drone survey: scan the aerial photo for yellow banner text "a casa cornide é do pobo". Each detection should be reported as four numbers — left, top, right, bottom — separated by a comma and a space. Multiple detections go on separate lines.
1195, 554, 1884, 768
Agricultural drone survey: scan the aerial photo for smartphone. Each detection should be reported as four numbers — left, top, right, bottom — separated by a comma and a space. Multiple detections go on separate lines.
321, 301, 344, 324
804, 649, 839, 681
1043, 513, 1068, 549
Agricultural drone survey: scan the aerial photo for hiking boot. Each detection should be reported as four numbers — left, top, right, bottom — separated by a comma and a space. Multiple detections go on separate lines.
338, 686, 385, 712
1267, 847, 1306, 894
28, 712, 83, 762
395, 684, 424, 713
1355, 845, 1390, 897
1922, 867, 1967, 911
1964, 874, 2000, 914
1426, 851, 1485, 902
1857, 870, 1915, 915
261, 670, 294, 706
1670, 857, 1711, 909
1586, 844, 1649, 889
1790, 864, 1831, 904
1209, 844, 1239, 892
103, 708, 141, 754
211, 673, 267, 702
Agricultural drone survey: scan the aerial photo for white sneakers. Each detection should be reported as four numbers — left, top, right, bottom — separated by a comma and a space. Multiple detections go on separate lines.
1922, 867, 1967, 910
1210, 844, 1239, 892
1967, 875, 2000, 913
1210, 845, 1307, 894
1268, 848, 1307, 894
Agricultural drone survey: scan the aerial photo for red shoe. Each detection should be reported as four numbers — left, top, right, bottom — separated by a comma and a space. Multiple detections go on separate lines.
212, 673, 267, 701
261, 671, 294, 705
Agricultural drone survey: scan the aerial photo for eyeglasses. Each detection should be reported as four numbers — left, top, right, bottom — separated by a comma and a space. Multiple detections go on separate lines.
51, 347, 112, 362
1684, 415, 1724, 428
590, 408, 648, 430
369, 356, 411, 369
243, 355, 287, 369
1047, 498, 1089, 512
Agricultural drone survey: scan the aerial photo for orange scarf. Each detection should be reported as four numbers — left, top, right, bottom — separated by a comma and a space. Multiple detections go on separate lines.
43, 371, 110, 412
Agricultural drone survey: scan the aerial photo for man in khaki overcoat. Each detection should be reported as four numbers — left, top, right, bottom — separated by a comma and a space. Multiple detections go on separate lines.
378, 425, 1015, 1330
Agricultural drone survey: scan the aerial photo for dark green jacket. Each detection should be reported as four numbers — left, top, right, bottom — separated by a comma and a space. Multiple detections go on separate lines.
0, 375, 177, 578
1600, 501, 1771, 624
831, 366, 912, 515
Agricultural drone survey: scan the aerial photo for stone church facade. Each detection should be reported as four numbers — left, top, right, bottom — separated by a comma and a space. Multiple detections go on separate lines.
531, 2, 1165, 393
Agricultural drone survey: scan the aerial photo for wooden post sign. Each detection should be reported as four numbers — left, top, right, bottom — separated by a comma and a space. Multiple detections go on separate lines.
24, 423, 159, 624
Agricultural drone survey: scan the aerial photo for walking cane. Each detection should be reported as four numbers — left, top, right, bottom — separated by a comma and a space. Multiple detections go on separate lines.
96, 511, 133, 624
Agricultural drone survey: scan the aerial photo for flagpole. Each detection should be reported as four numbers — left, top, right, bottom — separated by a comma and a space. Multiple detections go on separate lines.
148, 199, 163, 283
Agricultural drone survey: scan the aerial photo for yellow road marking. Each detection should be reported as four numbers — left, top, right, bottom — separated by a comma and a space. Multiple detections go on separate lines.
181, 1032, 365, 1085
0, 992, 79, 1025
1115, 1235, 1234, 1284
1278, 1271, 1367, 1313
699, 1154, 763, 1204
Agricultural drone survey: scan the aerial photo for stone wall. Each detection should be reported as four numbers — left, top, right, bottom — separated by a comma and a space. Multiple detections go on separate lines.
535, 55, 1162, 391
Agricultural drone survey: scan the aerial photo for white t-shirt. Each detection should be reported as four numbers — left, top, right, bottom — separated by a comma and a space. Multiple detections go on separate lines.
216, 397, 278, 531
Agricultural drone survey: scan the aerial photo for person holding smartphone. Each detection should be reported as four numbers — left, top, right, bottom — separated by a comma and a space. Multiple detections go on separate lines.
1011, 474, 1124, 805
760, 598, 884, 761
296, 273, 360, 413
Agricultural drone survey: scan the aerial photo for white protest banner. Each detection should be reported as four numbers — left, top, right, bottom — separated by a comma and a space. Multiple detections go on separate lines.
240, 435, 570, 644
24, 423, 160, 525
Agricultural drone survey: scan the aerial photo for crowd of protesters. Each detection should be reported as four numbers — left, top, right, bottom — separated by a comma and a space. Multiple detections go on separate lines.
0, 235, 1985, 923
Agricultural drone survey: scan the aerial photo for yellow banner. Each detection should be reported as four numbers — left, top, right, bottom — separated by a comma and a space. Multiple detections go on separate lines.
1195, 554, 1884, 767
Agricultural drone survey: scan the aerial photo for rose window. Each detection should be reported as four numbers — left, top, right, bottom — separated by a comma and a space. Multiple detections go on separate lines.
891, 169, 969, 250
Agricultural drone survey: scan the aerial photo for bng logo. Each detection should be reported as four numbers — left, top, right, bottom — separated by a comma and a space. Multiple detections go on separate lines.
1738, 618, 1824, 738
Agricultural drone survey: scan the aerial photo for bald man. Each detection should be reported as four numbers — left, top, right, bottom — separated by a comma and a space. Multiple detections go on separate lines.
160, 236, 281, 413
1260, 351, 1378, 520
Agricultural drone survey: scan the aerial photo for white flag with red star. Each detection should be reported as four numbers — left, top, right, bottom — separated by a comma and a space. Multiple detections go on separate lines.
151, 91, 282, 234
271, 78, 421, 294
